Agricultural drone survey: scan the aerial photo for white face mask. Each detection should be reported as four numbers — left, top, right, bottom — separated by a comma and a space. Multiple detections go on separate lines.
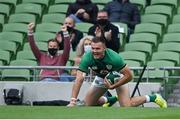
84, 45, 92, 53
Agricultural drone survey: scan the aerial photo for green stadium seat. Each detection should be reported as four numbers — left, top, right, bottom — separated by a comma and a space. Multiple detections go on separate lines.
69, 49, 77, 62
0, 60, 3, 66
157, 42, 180, 54
120, 51, 147, 66
0, 50, 10, 65
125, 59, 141, 75
15, 3, 42, 21
42, 13, 66, 25
0, 4, 10, 19
143, 60, 175, 79
54, 0, 75, 4
167, 24, 180, 33
0, 14, 4, 31
23, 42, 48, 52
134, 23, 162, 39
33, 32, 55, 42
21, 0, 49, 11
48, 4, 68, 14
0, 41, 17, 56
129, 33, 158, 49
1, 69, 31, 81
8, 13, 36, 24
0, 0, 18, 9
97, 4, 104, 10
0, 32, 24, 47
130, 0, 146, 13
163, 33, 180, 43
91, 0, 112, 5
141, 14, 168, 29
10, 59, 37, 66
145, 5, 173, 21
35, 23, 60, 33
151, 51, 180, 65
172, 14, 180, 23
151, 0, 178, 12
76, 22, 93, 33
2, 23, 27, 34
16, 50, 36, 61
124, 42, 153, 60
178, 6, 180, 14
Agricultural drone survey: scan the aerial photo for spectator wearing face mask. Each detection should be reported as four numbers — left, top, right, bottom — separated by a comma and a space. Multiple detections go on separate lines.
58, 17, 83, 51
71, 35, 94, 76
27, 23, 71, 82
66, 0, 98, 24
88, 10, 120, 53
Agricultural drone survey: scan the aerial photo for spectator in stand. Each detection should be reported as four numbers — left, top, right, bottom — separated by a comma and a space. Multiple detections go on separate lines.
27, 23, 71, 82
58, 17, 83, 51
104, 0, 140, 41
71, 35, 94, 76
88, 10, 120, 53
66, 0, 99, 24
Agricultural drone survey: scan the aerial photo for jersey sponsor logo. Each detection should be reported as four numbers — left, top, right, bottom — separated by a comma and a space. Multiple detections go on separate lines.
100, 70, 109, 76
106, 64, 112, 70
92, 66, 98, 70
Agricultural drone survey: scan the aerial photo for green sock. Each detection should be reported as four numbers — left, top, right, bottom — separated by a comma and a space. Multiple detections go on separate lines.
149, 94, 156, 102
107, 96, 118, 103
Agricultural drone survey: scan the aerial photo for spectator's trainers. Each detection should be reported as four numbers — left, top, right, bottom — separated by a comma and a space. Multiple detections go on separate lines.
154, 94, 167, 108
102, 96, 118, 107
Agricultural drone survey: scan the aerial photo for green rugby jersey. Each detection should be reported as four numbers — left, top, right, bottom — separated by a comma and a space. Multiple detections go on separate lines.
79, 49, 126, 78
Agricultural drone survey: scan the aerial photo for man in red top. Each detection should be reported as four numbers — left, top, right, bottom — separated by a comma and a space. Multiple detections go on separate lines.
27, 23, 71, 82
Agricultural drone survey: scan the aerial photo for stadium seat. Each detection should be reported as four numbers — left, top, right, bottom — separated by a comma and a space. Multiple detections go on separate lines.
143, 60, 175, 79
33, 32, 55, 42
120, 51, 147, 65
141, 14, 168, 29
23, 42, 47, 52
42, 13, 66, 25
129, 33, 158, 49
130, 0, 146, 13
0, 14, 4, 31
0, 4, 10, 19
91, 0, 112, 5
16, 50, 36, 61
48, 4, 68, 14
2, 23, 28, 34
0, 41, 17, 56
10, 59, 37, 66
54, 0, 75, 4
76, 22, 93, 33
151, 51, 180, 65
178, 6, 180, 14
8, 13, 36, 24
151, 0, 178, 12
145, 5, 173, 21
35, 23, 60, 33
1, 69, 30, 81
69, 49, 77, 62
134, 23, 162, 39
167, 23, 180, 33
0, 50, 10, 65
15, 3, 42, 21
162, 33, 180, 43
157, 42, 180, 54
0, 32, 24, 47
21, 0, 49, 11
172, 14, 180, 23
0, 0, 18, 9
124, 42, 153, 60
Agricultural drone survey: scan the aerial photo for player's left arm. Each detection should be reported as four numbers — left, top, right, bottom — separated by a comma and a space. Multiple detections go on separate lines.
105, 65, 133, 89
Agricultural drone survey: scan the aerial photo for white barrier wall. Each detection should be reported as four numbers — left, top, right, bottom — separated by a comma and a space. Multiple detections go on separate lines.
0, 81, 161, 107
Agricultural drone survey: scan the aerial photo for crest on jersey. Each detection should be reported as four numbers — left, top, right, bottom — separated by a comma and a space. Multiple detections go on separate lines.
106, 65, 112, 70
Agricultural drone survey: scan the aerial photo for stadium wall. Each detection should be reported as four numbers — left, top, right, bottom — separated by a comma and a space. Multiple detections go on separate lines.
0, 81, 161, 107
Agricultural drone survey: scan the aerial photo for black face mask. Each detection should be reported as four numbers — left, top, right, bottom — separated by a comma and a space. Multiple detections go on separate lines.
96, 19, 109, 26
77, 0, 86, 4
67, 26, 74, 33
48, 48, 58, 56
117, 0, 122, 3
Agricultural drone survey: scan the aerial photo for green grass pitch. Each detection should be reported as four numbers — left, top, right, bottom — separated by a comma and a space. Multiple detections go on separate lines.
0, 106, 180, 119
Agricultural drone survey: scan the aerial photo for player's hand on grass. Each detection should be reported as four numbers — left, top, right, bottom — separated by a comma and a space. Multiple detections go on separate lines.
104, 78, 114, 90
67, 98, 77, 107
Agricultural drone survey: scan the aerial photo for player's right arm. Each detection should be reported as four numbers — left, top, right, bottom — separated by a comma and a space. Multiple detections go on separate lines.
68, 70, 85, 107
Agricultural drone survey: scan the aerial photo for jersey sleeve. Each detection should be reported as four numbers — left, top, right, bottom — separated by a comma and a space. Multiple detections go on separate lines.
114, 53, 126, 71
78, 52, 91, 73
